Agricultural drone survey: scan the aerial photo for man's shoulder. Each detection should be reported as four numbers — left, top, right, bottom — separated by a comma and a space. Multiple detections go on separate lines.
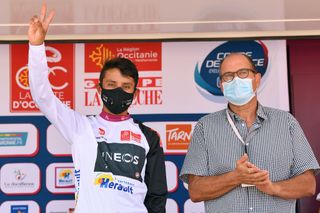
198, 109, 226, 124
259, 105, 299, 125
260, 105, 292, 117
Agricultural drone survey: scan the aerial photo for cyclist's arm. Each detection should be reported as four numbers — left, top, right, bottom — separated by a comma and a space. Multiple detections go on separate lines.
28, 43, 85, 143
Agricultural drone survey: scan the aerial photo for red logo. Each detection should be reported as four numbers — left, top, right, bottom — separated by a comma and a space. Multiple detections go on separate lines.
84, 78, 101, 107
99, 128, 106, 135
131, 132, 141, 143
85, 42, 162, 72
133, 77, 162, 105
120, 130, 131, 141
84, 77, 163, 107
166, 124, 192, 150
120, 130, 141, 143
10, 44, 74, 112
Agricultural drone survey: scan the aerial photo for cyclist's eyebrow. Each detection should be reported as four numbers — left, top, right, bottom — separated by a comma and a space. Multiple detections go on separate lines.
122, 82, 134, 86
105, 80, 116, 83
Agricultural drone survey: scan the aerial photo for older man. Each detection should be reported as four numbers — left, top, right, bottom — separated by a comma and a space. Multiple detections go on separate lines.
180, 53, 319, 213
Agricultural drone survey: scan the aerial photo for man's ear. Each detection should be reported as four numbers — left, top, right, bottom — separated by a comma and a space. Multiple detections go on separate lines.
254, 73, 261, 89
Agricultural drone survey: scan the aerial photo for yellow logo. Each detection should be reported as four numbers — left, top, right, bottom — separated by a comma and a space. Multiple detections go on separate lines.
59, 169, 73, 178
94, 173, 114, 185
89, 45, 115, 68
16, 67, 30, 89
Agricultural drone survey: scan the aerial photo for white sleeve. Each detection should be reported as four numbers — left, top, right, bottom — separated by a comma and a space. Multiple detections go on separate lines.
28, 43, 85, 144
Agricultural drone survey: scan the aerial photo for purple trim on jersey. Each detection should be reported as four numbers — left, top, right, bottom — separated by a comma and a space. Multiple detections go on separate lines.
99, 111, 131, 122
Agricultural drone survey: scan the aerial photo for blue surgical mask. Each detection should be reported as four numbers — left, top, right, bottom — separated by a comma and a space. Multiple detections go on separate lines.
222, 77, 256, 106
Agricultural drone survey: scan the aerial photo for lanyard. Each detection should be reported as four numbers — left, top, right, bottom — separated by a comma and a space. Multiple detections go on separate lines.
226, 110, 249, 147
226, 110, 254, 187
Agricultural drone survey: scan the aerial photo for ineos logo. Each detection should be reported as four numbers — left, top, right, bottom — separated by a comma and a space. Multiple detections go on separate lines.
101, 152, 140, 165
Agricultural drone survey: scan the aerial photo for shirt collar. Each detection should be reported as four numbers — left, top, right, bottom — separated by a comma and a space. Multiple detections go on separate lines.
227, 102, 268, 122
99, 111, 131, 122
256, 103, 268, 121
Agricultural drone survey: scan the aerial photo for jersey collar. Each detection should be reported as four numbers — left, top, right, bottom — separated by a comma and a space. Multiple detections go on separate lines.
99, 111, 131, 122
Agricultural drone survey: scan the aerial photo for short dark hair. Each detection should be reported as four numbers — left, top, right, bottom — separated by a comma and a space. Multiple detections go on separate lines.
99, 57, 139, 88
219, 53, 256, 70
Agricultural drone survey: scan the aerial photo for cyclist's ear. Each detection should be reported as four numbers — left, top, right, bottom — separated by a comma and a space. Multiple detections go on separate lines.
96, 83, 102, 94
133, 88, 140, 100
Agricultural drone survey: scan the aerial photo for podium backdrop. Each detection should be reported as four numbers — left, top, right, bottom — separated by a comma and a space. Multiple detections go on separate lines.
0, 40, 293, 212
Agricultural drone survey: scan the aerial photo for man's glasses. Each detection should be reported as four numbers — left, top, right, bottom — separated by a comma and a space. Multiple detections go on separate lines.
220, 68, 257, 83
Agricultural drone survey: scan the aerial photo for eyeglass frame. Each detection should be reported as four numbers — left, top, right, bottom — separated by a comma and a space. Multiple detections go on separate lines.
219, 68, 258, 83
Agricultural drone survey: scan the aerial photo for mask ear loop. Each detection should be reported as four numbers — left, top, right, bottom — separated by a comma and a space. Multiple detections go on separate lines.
251, 74, 258, 95
245, 77, 258, 97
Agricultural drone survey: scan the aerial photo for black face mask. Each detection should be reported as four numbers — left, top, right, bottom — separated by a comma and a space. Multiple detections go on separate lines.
100, 87, 134, 114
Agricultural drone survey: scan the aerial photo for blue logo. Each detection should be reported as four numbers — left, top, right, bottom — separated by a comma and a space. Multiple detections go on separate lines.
0, 132, 28, 146
194, 40, 269, 98
11, 205, 28, 213
94, 173, 134, 194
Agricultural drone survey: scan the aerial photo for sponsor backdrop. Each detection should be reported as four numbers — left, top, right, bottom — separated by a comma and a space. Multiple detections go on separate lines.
0, 40, 289, 212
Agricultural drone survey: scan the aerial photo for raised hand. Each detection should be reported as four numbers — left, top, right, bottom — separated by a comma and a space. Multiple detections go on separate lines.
28, 2, 55, 45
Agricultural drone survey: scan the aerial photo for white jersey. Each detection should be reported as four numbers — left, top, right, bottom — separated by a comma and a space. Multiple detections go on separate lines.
28, 44, 167, 213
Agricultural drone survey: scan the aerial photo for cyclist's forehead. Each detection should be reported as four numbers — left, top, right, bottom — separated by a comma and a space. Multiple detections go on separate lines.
220, 54, 252, 75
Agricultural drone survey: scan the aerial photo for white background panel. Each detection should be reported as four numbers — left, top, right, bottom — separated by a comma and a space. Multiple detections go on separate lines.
165, 198, 179, 213
0, 123, 38, 157
46, 163, 75, 194
47, 124, 72, 156
0, 163, 40, 195
0, 200, 40, 213
165, 161, 178, 192
46, 200, 75, 213
161, 40, 289, 113
0, 44, 10, 115
184, 199, 205, 213
1, 40, 289, 116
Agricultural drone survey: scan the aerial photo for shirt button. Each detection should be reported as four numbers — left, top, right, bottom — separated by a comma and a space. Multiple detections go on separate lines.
242, 123, 245, 127
249, 207, 253, 211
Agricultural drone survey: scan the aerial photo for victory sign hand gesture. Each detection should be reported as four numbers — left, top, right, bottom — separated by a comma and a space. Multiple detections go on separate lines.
28, 2, 55, 45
